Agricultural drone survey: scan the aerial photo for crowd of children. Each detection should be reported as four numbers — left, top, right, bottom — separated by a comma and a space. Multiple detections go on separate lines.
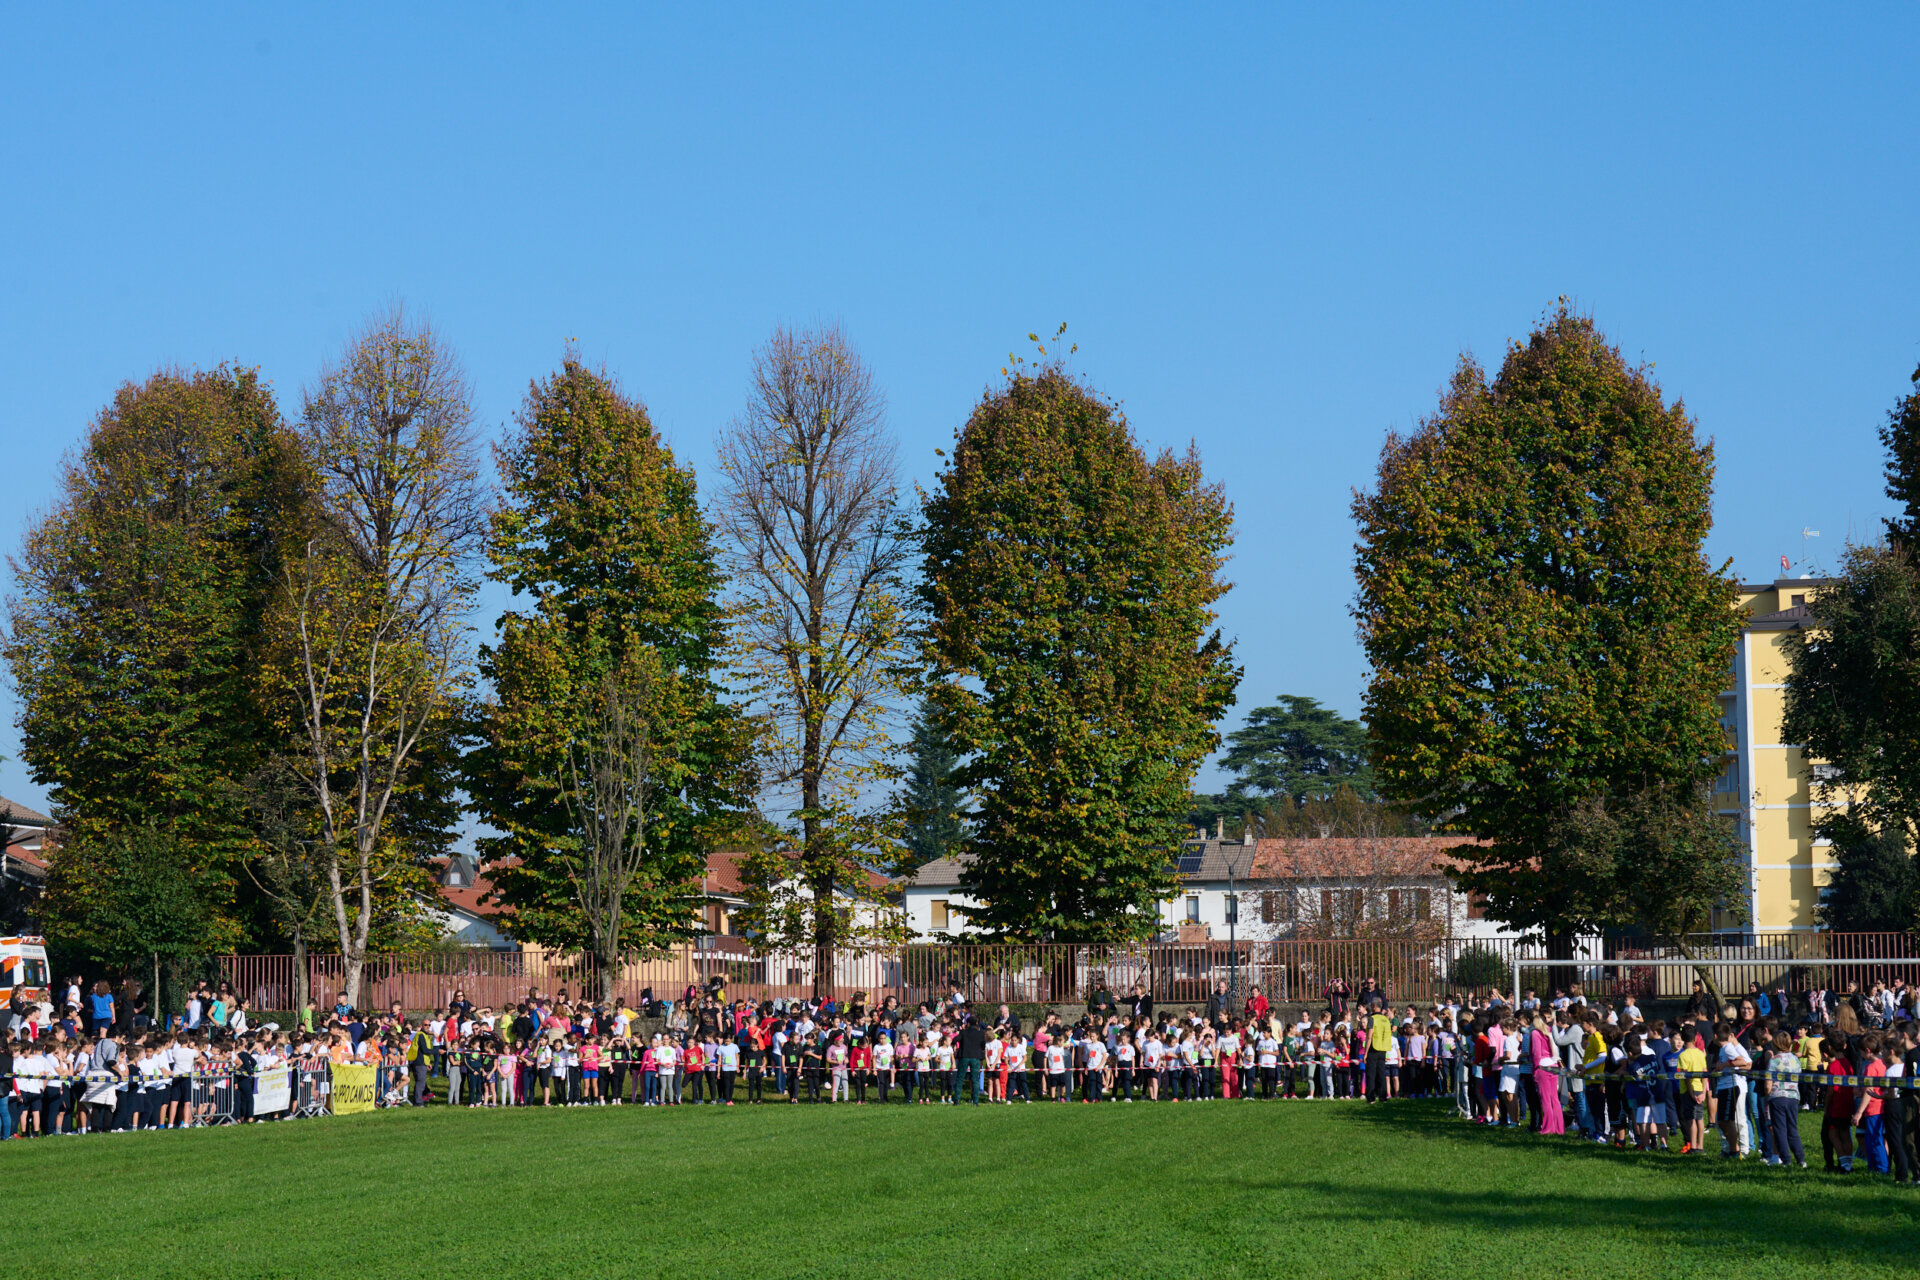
5, 972, 1917, 1183
1450, 980, 1920, 1183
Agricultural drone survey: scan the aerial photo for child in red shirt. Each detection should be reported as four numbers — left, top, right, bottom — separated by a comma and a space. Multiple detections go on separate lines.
1822, 1036, 1855, 1172
1851, 1033, 1889, 1174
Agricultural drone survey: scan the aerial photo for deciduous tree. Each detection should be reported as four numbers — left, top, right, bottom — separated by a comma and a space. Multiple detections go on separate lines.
1352, 303, 1740, 950
919, 353, 1239, 942
264, 306, 483, 1007
1784, 362, 1920, 928
471, 357, 753, 997
716, 326, 913, 977
5, 366, 302, 946
1549, 781, 1746, 999
39, 824, 237, 1016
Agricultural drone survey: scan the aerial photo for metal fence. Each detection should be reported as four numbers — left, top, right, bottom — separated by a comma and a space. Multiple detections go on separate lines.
213, 931, 1920, 1013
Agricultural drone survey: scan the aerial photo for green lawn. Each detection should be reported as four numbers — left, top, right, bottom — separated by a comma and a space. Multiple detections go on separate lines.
3, 1098, 1914, 1278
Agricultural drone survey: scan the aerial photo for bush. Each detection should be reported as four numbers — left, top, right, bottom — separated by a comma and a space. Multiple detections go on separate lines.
1450, 944, 1511, 993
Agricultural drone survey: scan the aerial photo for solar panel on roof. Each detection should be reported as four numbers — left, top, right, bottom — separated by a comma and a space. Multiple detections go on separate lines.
1176, 849, 1206, 875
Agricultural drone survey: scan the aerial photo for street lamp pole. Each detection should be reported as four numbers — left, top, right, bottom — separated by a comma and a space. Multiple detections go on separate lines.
1226, 845, 1246, 1009
1228, 859, 1238, 1008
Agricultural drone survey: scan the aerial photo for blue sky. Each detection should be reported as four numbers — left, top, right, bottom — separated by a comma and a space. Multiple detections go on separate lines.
2, 7, 1915, 814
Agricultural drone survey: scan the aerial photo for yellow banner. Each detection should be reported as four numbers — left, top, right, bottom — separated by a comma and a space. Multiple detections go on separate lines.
330, 1062, 378, 1115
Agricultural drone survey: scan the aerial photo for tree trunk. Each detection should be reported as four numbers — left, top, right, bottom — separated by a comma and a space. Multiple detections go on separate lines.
1663, 932, 1725, 1010
292, 929, 309, 1024
811, 870, 834, 1002
805, 770, 834, 1001
594, 939, 617, 1004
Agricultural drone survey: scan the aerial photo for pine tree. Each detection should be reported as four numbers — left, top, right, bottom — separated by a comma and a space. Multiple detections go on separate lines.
1220, 695, 1374, 802
900, 698, 967, 871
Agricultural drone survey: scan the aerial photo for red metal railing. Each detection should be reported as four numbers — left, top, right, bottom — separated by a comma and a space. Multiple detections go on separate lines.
212, 931, 1920, 1013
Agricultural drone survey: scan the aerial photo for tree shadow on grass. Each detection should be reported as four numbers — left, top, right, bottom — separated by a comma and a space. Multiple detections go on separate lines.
1290, 1103, 1920, 1267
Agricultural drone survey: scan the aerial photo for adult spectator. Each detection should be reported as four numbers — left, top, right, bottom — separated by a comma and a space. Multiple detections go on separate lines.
1088, 982, 1117, 1020
407, 1021, 434, 1105
1206, 981, 1230, 1027
1244, 985, 1270, 1025
1364, 1002, 1393, 1102
1129, 983, 1153, 1022
956, 1014, 988, 1105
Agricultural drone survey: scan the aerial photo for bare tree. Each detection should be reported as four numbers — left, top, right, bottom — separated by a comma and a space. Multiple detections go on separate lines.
716, 325, 912, 988
269, 305, 484, 1008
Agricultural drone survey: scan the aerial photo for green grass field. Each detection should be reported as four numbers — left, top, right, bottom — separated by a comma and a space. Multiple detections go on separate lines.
4, 1098, 1914, 1279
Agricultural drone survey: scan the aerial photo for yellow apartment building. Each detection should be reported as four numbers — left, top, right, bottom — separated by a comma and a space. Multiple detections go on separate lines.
1719, 575, 1835, 933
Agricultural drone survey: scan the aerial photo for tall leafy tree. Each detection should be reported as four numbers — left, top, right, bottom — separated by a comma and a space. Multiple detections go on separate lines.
1784, 362, 1920, 927
1220, 694, 1374, 802
1816, 824, 1917, 934
920, 353, 1240, 942
900, 697, 968, 871
471, 357, 754, 996
1353, 303, 1740, 951
5, 366, 302, 947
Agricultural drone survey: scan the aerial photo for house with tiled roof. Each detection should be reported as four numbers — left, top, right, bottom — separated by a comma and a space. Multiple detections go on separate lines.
419, 854, 517, 950
900, 825, 1525, 943
0, 797, 56, 907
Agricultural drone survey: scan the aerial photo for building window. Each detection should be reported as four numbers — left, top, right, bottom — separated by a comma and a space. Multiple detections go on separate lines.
931, 899, 950, 930
1186, 895, 1201, 923
1224, 894, 1238, 925
1791, 594, 1806, 607
1387, 887, 1432, 923
1321, 889, 1362, 928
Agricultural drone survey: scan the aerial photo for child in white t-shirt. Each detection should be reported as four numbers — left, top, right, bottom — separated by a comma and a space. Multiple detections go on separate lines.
1083, 1036, 1107, 1102
1045, 1039, 1069, 1101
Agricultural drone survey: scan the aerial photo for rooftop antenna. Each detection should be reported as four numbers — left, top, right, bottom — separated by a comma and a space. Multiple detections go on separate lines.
1801, 527, 1821, 575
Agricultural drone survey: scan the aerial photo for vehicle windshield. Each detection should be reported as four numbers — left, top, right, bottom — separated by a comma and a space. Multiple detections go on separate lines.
18, 958, 49, 988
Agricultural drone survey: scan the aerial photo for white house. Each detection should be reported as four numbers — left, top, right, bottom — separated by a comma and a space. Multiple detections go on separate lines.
420, 854, 518, 950
901, 833, 1536, 944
